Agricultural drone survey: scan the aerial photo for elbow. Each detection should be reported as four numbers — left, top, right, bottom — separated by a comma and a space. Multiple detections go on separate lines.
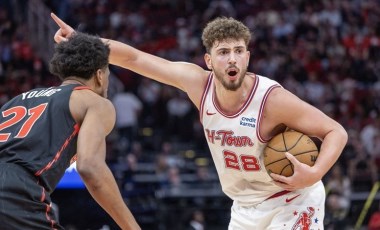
76, 159, 99, 180
338, 125, 348, 146
76, 158, 107, 191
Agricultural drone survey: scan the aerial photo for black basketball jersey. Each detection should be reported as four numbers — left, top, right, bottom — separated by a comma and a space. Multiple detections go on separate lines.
0, 84, 86, 193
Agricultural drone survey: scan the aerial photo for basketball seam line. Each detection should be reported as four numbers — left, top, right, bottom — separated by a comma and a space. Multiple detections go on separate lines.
283, 133, 304, 151
264, 150, 318, 166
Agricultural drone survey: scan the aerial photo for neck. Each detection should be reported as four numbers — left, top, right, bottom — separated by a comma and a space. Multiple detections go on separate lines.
61, 77, 86, 86
214, 78, 252, 115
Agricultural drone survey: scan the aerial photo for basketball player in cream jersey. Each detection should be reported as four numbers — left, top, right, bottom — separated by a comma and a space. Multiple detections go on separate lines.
52, 14, 348, 229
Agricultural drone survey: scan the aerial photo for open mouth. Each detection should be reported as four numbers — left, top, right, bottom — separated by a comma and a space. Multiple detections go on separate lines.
228, 70, 237, 76
227, 68, 238, 78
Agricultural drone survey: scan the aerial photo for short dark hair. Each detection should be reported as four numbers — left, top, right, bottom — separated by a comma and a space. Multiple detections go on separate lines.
49, 32, 110, 80
201, 17, 251, 53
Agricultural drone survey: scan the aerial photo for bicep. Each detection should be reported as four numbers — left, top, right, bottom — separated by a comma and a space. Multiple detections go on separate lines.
267, 88, 338, 139
111, 44, 206, 92
133, 55, 206, 91
77, 100, 115, 163
131, 56, 208, 108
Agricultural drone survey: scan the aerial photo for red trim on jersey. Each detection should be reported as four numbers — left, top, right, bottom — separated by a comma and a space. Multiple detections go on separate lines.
199, 72, 214, 124
73, 86, 91, 90
40, 186, 58, 229
34, 123, 80, 176
265, 190, 291, 201
212, 73, 258, 118
256, 85, 281, 143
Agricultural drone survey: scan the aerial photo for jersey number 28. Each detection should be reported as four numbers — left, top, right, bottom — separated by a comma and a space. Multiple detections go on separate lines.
224, 150, 261, 171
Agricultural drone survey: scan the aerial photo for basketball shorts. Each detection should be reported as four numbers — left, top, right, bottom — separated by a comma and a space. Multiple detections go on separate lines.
228, 181, 325, 230
0, 163, 64, 230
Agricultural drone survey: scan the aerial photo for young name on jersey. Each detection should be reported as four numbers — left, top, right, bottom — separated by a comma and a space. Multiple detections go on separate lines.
21, 87, 62, 100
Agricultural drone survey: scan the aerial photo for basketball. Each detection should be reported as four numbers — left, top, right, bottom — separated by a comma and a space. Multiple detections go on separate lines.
263, 130, 319, 177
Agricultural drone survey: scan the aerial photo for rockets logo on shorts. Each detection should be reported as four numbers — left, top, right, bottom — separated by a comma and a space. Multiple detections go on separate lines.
291, 207, 319, 230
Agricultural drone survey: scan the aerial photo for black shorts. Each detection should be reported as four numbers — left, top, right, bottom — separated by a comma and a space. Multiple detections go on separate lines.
0, 163, 64, 230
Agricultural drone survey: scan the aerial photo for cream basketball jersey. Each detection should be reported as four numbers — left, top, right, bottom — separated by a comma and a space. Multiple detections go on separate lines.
200, 73, 284, 206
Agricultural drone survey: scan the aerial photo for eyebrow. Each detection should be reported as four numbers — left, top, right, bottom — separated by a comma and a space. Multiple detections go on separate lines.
216, 46, 246, 51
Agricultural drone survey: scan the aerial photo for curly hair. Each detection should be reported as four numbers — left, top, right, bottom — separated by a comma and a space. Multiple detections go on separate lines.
201, 17, 251, 53
49, 32, 110, 80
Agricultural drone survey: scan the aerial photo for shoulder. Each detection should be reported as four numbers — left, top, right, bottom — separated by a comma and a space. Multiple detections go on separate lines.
181, 68, 211, 110
178, 62, 210, 89
72, 89, 113, 108
264, 87, 302, 112
254, 74, 282, 87
70, 89, 115, 125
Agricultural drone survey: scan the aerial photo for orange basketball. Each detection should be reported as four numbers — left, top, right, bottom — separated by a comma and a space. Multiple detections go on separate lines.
264, 130, 319, 177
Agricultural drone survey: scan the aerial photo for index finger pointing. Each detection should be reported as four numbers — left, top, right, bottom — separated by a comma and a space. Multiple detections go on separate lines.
50, 13, 67, 28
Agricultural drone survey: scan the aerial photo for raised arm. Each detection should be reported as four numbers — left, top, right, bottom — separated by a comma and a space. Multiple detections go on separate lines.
102, 38, 206, 91
50, 13, 208, 108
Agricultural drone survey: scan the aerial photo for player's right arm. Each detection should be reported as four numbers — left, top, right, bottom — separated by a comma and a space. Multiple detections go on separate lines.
50, 13, 208, 108
104, 38, 205, 91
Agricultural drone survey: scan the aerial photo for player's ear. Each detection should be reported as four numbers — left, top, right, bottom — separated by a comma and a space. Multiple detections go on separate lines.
204, 53, 212, 70
94, 69, 103, 87
246, 51, 250, 67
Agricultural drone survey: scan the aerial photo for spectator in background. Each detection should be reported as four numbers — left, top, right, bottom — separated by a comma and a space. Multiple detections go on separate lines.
167, 166, 183, 191
195, 166, 213, 186
166, 90, 194, 141
137, 78, 161, 127
112, 86, 142, 154
111, 153, 139, 191
325, 163, 352, 229
372, 132, 380, 167
348, 135, 378, 192
360, 116, 380, 157
154, 141, 184, 184
187, 209, 205, 230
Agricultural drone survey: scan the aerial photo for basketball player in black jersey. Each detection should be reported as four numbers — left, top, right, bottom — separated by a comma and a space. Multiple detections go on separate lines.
0, 32, 140, 229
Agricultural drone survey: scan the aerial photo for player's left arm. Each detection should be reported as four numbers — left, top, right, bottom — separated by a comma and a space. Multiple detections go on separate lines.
75, 93, 140, 229
264, 87, 348, 190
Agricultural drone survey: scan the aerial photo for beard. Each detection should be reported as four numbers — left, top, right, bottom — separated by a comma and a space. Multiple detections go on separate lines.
212, 64, 247, 91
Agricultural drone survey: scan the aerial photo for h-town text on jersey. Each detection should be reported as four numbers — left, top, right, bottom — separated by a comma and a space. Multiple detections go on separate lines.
205, 129, 254, 147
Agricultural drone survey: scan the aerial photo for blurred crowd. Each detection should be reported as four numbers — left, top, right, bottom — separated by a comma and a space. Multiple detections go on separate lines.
1, 0, 380, 229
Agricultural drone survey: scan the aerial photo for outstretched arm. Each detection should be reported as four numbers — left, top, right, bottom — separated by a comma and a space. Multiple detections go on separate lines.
50, 13, 208, 108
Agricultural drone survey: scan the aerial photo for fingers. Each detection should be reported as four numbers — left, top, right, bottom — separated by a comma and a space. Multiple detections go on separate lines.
270, 152, 315, 190
271, 153, 299, 183
54, 29, 68, 43
270, 175, 295, 190
50, 13, 67, 28
272, 180, 296, 191
285, 152, 300, 167
270, 172, 289, 184
271, 173, 297, 190
50, 12, 75, 42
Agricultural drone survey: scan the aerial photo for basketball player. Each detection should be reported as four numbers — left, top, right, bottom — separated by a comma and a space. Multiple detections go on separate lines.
0, 32, 140, 230
51, 13, 347, 229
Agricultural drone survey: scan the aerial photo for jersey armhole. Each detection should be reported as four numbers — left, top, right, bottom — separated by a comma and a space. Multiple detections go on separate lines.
199, 72, 213, 124
256, 85, 282, 143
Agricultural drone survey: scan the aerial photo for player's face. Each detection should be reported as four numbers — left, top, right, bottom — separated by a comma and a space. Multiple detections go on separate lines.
206, 39, 250, 91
